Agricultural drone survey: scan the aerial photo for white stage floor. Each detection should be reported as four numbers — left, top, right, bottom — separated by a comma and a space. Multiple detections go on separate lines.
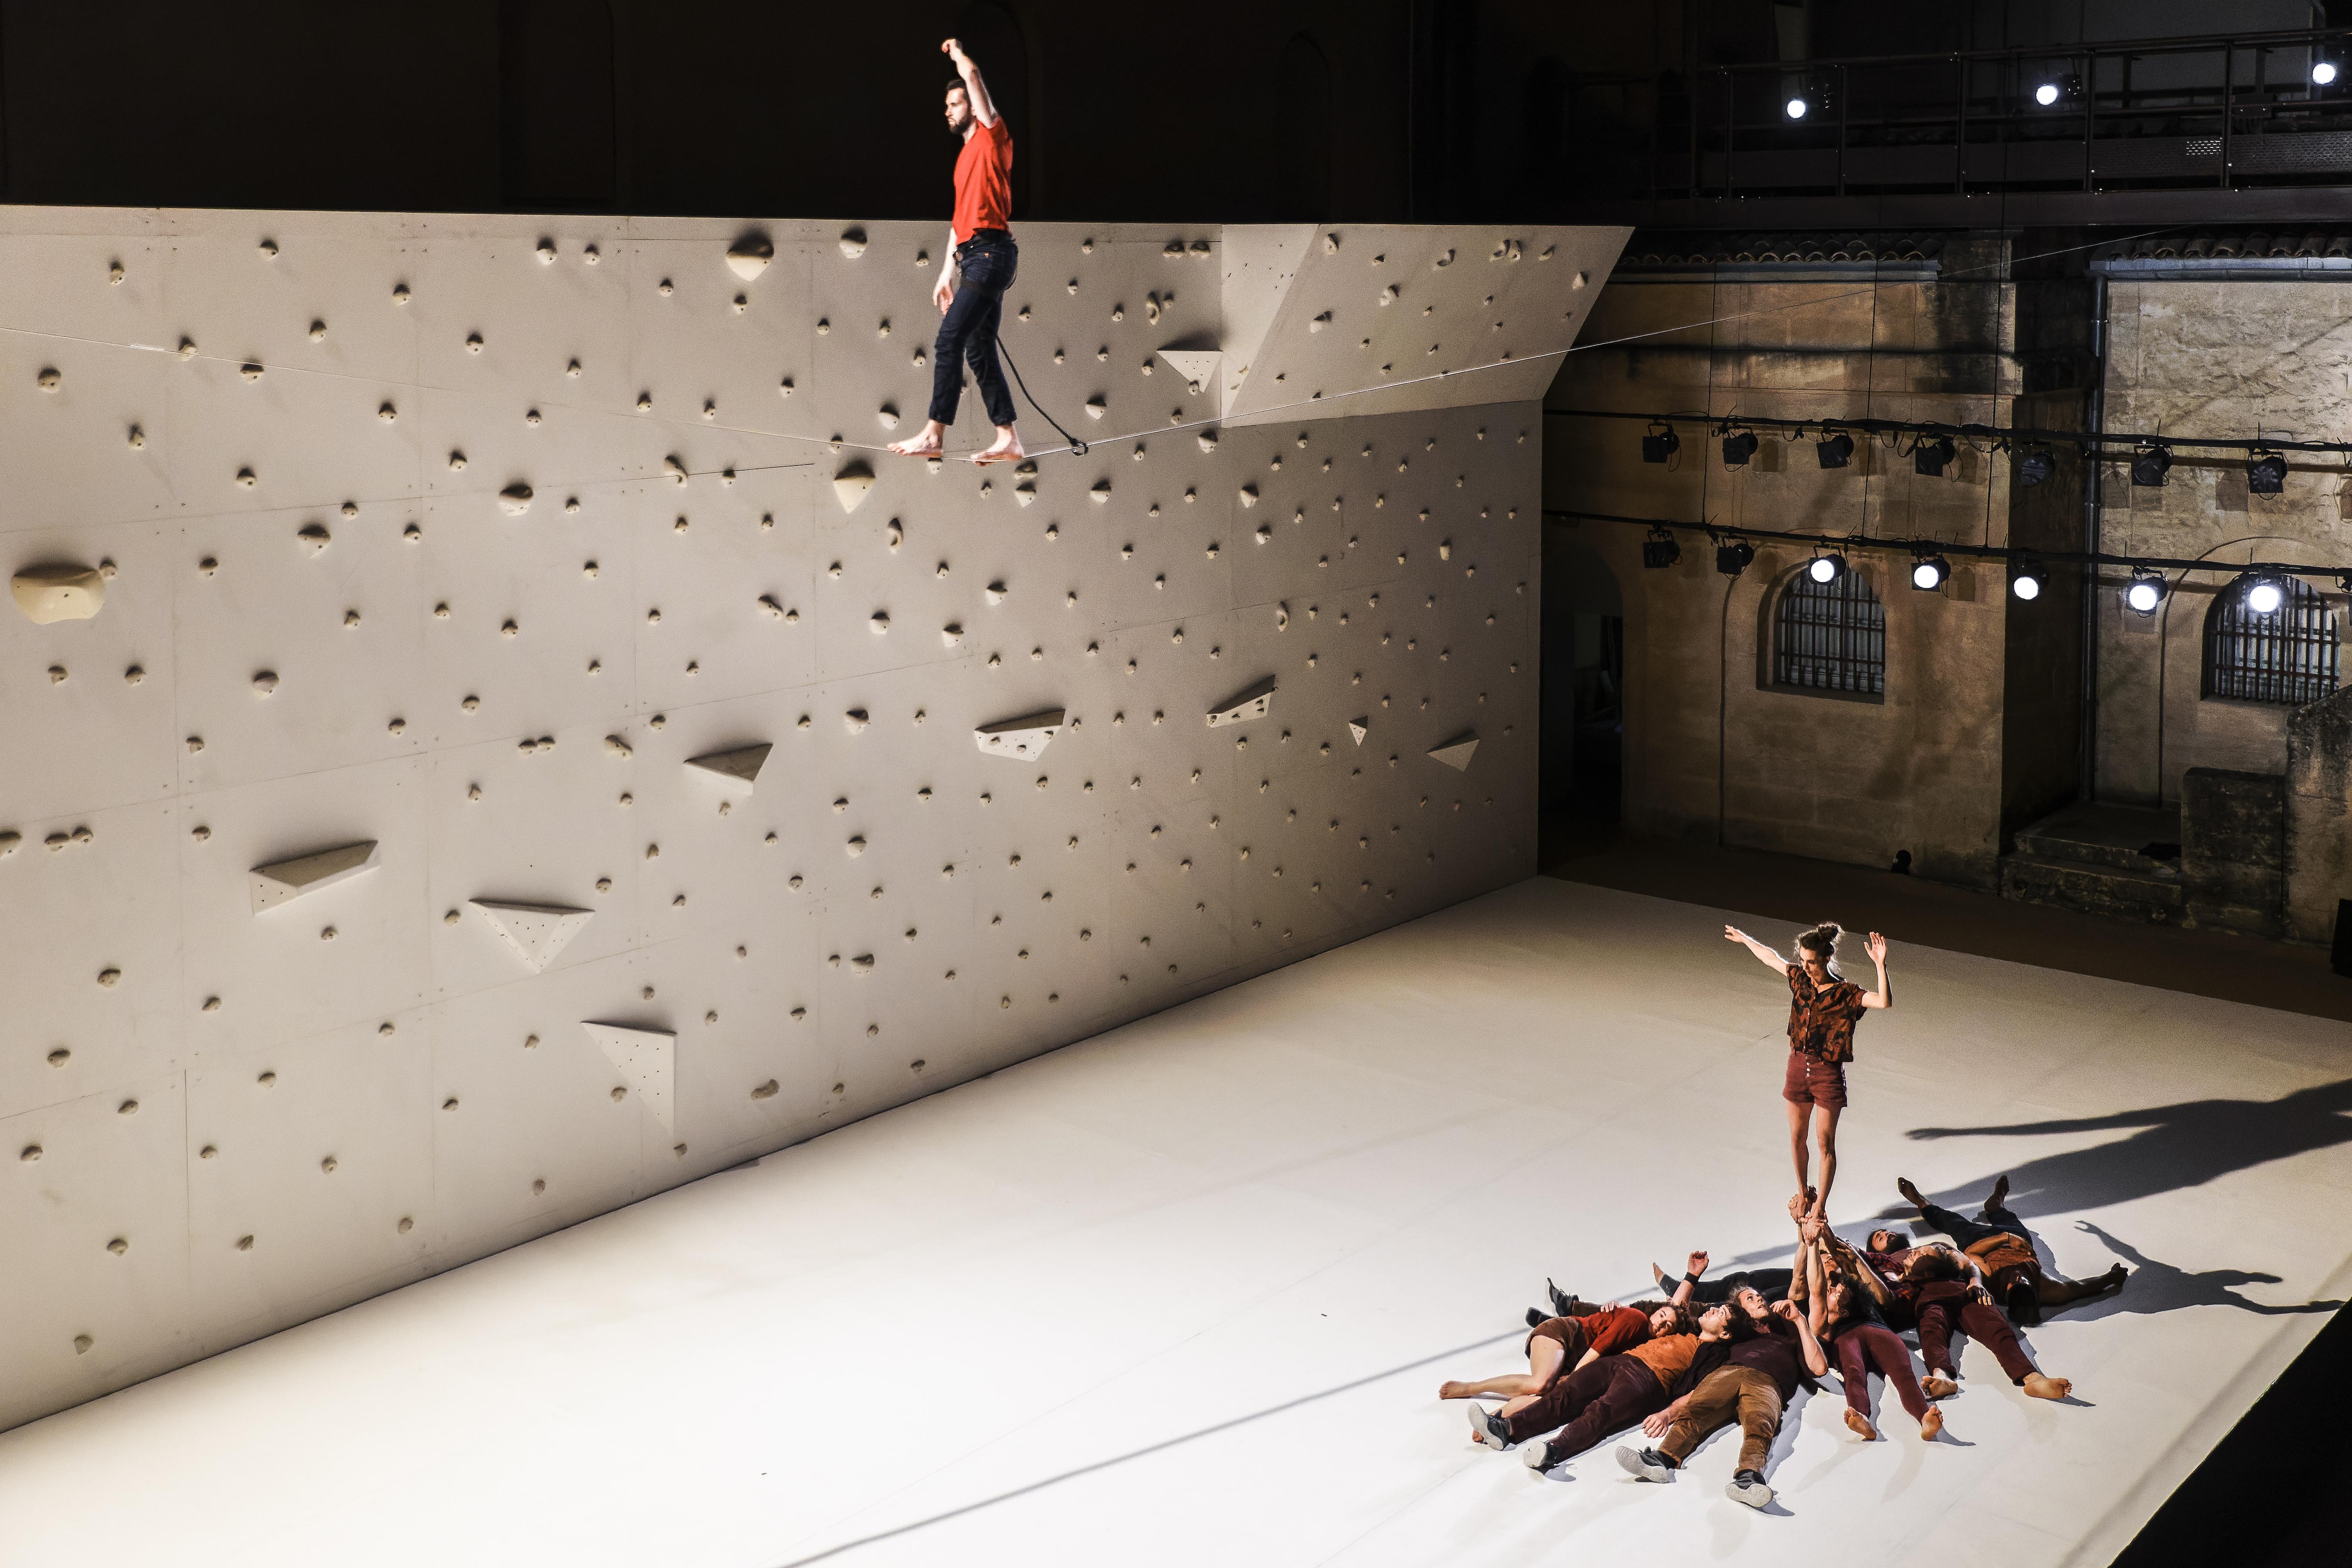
4, 878, 2350, 1568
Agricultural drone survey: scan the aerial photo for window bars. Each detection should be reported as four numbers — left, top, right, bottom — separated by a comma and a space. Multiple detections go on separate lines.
1776, 568, 1886, 696
2206, 576, 2339, 706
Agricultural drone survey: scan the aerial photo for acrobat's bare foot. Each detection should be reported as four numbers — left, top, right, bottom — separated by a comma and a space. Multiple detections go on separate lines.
888, 422, 946, 457
1986, 1174, 2010, 1211
1437, 1381, 1471, 1400
1897, 1177, 1928, 1211
1921, 1405, 1943, 1440
2022, 1373, 2072, 1401
972, 428, 1024, 465
1922, 1375, 1959, 1400
1845, 1410, 1879, 1441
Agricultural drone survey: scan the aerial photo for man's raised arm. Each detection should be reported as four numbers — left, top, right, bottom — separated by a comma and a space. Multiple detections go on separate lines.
944, 38, 998, 127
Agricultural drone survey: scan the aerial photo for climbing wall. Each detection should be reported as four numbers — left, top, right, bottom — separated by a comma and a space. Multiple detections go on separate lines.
0, 208, 1627, 1429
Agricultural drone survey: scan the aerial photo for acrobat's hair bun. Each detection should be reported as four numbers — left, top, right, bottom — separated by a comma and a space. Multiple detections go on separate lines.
1796, 922, 1842, 954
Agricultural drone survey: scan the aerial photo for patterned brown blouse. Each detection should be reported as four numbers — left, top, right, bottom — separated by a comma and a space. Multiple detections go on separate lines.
1787, 967, 1867, 1062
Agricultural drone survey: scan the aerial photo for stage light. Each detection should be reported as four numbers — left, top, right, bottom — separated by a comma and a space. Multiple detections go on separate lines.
2034, 81, 2060, 106
1640, 423, 1680, 464
2010, 558, 2047, 601
1914, 434, 1956, 476
2015, 446, 2055, 487
2124, 571, 2166, 615
1722, 430, 1759, 468
2317, 60, 2339, 86
2131, 444, 2172, 486
2249, 449, 2288, 494
1911, 555, 1951, 591
2245, 574, 2286, 614
1641, 527, 1682, 569
1716, 538, 1756, 577
1807, 552, 1846, 585
1786, 96, 1810, 120
1816, 432, 1854, 469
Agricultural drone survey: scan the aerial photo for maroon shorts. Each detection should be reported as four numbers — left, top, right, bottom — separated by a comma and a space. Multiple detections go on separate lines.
1523, 1315, 1590, 1368
1783, 1051, 1849, 1109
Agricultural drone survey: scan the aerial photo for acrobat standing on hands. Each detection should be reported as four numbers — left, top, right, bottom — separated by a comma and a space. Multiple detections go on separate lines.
1724, 922, 1890, 1222
888, 38, 1024, 466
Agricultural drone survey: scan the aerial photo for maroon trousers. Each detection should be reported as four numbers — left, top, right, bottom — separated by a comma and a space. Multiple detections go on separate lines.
1835, 1324, 1930, 1421
1913, 1281, 2035, 1384
1503, 1354, 1670, 1456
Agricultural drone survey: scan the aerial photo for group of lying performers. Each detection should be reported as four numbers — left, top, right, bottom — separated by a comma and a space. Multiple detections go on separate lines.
1438, 1178, 2130, 1507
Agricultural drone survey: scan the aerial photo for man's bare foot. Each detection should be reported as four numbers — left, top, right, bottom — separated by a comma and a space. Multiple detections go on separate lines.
1922, 1375, 1959, 1400
888, 422, 946, 457
1437, 1380, 1470, 1400
2022, 1372, 2072, 1401
1651, 1262, 1670, 1289
1921, 1406, 1943, 1440
1897, 1177, 1928, 1211
1845, 1410, 1879, 1441
2101, 1262, 2128, 1294
972, 428, 1024, 464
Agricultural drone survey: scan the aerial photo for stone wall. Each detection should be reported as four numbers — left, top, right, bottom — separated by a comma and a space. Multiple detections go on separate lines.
2286, 685, 2352, 945
1542, 242, 2047, 887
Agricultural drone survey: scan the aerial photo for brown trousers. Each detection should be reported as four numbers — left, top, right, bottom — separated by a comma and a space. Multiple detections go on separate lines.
1658, 1366, 1783, 1474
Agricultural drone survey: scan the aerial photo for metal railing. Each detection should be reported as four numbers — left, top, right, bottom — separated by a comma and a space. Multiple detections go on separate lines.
1624, 25, 2352, 201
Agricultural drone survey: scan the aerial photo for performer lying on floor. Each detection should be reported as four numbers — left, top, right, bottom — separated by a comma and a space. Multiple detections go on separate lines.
1617, 1298, 1828, 1510
1896, 1174, 2128, 1325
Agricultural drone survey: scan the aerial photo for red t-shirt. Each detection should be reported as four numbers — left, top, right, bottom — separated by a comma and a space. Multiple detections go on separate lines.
953, 118, 1014, 243
1579, 1305, 1653, 1358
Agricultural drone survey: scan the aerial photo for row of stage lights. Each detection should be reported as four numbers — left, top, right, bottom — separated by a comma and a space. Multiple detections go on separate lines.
1780, 56, 2338, 121
1641, 422, 2293, 494
1638, 526, 2335, 619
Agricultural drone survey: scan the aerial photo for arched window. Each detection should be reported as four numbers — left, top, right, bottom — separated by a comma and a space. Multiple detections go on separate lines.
2204, 576, 2339, 706
1774, 567, 1885, 697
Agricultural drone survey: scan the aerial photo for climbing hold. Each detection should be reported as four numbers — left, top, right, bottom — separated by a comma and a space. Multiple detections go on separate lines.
758, 595, 785, 618
10, 564, 105, 624
846, 837, 866, 858
834, 462, 876, 512
725, 232, 774, 279
1090, 480, 1112, 503
975, 708, 1065, 759
751, 1080, 779, 1100
869, 612, 890, 633
239, 362, 264, 381
850, 954, 875, 973
941, 622, 964, 646
685, 743, 771, 789
664, 454, 689, 484
1239, 485, 1259, 508
1207, 677, 1276, 728
252, 671, 279, 695
1428, 733, 1479, 772
469, 900, 594, 971
1309, 312, 1330, 332
250, 841, 380, 913
1349, 717, 1369, 745
1085, 396, 1106, 420
877, 403, 899, 430
498, 483, 534, 516
298, 523, 331, 555
36, 367, 61, 392
581, 1022, 675, 1134
838, 227, 867, 258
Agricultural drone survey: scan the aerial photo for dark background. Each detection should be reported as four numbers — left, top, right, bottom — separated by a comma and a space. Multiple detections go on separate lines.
1, 3, 2346, 1561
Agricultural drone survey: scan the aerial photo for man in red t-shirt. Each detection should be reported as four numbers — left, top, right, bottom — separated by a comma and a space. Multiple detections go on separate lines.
887, 38, 1024, 466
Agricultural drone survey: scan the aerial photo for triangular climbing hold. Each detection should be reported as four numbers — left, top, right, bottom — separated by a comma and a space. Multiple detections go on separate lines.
975, 708, 1065, 759
582, 1021, 676, 1135
1156, 348, 1222, 390
469, 901, 594, 972
1348, 717, 1369, 746
725, 232, 773, 280
250, 841, 380, 914
1206, 677, 1276, 728
834, 462, 875, 513
1428, 733, 1479, 772
685, 743, 772, 790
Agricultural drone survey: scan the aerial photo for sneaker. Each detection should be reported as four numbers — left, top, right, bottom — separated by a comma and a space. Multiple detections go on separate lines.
1468, 1403, 1511, 1449
1523, 1437, 1559, 1472
1727, 1469, 1773, 1509
2005, 1278, 2043, 1326
1616, 1445, 1675, 1482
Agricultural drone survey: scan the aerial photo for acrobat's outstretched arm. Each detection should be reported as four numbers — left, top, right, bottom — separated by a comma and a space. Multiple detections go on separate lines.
944, 38, 998, 127
1724, 925, 1792, 975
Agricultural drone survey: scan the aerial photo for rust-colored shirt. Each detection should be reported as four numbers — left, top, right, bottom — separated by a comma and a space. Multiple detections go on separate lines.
1628, 1332, 1699, 1387
1787, 967, 1867, 1062
1966, 1234, 2037, 1274
952, 117, 1014, 242
1580, 1305, 1652, 1358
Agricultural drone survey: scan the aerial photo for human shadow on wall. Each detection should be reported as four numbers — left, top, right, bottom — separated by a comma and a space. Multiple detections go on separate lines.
1899, 1077, 2352, 1220
2060, 1220, 2347, 1322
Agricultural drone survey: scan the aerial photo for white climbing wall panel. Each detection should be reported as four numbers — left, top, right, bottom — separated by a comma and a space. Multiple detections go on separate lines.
0, 208, 1628, 1431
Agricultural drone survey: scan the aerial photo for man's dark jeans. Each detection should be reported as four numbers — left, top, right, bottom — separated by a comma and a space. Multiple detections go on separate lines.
929, 233, 1018, 429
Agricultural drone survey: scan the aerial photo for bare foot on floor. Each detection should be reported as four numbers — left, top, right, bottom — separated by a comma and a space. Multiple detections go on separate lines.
1923, 1375, 1959, 1400
1845, 1410, 1879, 1441
887, 430, 944, 457
1921, 1405, 1943, 1440
1438, 1381, 1470, 1400
2023, 1373, 2073, 1401
972, 430, 1024, 464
